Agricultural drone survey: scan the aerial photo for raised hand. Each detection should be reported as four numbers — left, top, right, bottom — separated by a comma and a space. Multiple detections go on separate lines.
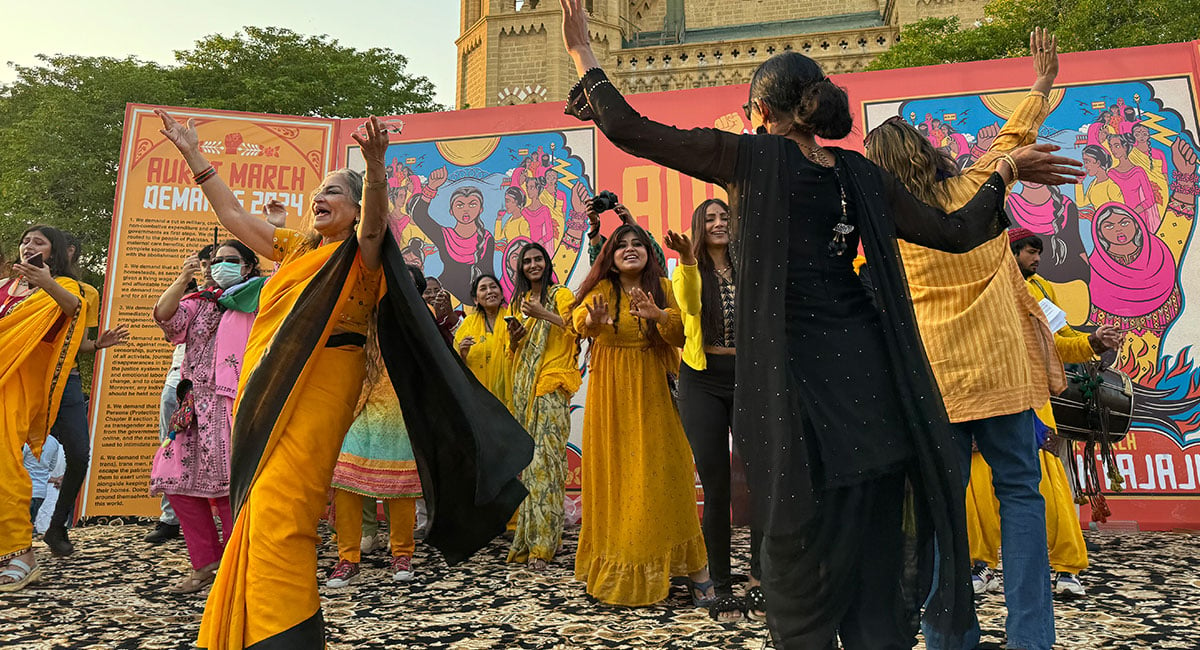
12, 260, 54, 289
95, 325, 131, 350
521, 297, 554, 321
264, 199, 288, 227
1172, 135, 1198, 177
975, 123, 1000, 152
663, 230, 695, 265
352, 116, 390, 167
1031, 28, 1058, 84
507, 316, 527, 351
1091, 325, 1124, 352
178, 255, 202, 284
572, 181, 592, 214
585, 293, 612, 327
558, 0, 591, 54
1008, 143, 1084, 185
427, 166, 449, 191
628, 287, 665, 322
432, 290, 453, 320
614, 203, 635, 226
155, 109, 200, 155
458, 335, 477, 357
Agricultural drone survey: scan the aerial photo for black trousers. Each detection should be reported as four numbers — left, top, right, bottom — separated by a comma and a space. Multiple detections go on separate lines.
761, 470, 910, 650
48, 372, 89, 530
677, 354, 762, 592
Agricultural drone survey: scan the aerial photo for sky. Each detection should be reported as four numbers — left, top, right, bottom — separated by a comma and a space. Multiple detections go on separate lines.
0, 0, 461, 106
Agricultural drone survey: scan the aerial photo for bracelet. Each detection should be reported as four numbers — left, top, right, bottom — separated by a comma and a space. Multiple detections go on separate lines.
364, 178, 388, 190
999, 153, 1019, 182
193, 166, 218, 185
422, 186, 438, 200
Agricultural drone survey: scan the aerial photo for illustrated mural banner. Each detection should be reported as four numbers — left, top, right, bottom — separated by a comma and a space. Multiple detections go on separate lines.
86, 105, 336, 517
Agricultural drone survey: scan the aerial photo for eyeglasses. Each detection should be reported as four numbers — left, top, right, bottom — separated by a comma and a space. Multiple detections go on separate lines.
210, 256, 244, 265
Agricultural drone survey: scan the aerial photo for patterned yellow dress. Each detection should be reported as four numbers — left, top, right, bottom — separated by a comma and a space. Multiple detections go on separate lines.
505, 285, 580, 565
571, 278, 706, 606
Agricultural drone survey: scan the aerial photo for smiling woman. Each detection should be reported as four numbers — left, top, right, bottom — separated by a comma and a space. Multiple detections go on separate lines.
153, 110, 532, 649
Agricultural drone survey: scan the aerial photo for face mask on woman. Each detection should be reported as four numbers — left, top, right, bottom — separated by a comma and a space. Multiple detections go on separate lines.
210, 262, 245, 289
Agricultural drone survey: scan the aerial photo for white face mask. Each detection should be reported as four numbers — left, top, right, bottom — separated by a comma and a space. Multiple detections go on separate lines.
210, 262, 245, 289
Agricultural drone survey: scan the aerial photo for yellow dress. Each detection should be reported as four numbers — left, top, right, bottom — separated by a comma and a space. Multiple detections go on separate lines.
571, 279, 706, 605
455, 310, 512, 402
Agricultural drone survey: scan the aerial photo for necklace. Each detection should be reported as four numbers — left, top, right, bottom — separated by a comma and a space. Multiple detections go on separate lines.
798, 142, 853, 257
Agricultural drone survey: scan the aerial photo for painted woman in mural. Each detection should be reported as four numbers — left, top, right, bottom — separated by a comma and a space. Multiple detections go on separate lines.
1088, 202, 1181, 380
521, 175, 558, 250
1007, 181, 1090, 283
1107, 133, 1162, 232
1076, 144, 1126, 219
495, 186, 531, 252
409, 167, 496, 303
1129, 123, 1170, 213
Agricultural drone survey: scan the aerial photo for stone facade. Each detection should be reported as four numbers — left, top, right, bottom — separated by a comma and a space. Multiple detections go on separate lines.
455, 0, 988, 109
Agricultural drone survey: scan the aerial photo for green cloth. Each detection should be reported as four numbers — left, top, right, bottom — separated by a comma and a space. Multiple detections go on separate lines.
217, 276, 267, 313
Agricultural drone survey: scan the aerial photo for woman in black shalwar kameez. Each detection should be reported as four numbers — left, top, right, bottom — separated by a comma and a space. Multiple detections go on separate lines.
556, 2, 1083, 647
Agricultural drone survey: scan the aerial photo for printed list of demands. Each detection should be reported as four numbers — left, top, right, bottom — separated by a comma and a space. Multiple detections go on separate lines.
90, 209, 216, 513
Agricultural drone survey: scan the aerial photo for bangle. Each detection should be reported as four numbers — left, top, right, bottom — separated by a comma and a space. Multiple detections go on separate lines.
364, 178, 388, 190
999, 153, 1019, 182
194, 166, 218, 185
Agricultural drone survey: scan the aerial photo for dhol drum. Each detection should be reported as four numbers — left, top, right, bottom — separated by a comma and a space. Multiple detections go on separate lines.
1049, 363, 1134, 443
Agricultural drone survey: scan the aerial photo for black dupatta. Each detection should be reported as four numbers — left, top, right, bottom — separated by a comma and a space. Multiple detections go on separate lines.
567, 68, 1010, 638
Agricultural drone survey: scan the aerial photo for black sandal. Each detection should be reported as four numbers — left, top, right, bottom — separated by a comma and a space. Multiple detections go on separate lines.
744, 586, 767, 621
708, 594, 745, 622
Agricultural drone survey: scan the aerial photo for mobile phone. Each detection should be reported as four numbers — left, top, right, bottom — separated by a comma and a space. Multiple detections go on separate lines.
26, 253, 44, 268
504, 315, 521, 325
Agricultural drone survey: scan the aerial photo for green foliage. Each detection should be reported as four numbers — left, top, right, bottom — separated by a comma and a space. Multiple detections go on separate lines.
0, 27, 441, 279
868, 0, 1200, 71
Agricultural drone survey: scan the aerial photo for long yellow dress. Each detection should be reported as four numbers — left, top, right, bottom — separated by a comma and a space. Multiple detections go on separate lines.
454, 310, 512, 401
571, 278, 706, 606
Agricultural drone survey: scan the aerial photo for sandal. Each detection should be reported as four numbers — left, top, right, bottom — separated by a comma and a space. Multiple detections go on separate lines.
168, 568, 216, 594
528, 558, 548, 572
744, 585, 767, 621
708, 594, 745, 622
0, 557, 42, 593
689, 577, 718, 607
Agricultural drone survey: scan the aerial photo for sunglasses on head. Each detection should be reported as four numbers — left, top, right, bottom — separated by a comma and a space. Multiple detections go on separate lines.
863, 115, 908, 147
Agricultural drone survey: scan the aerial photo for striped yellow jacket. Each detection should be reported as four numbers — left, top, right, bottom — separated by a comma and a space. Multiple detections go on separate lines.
899, 91, 1067, 422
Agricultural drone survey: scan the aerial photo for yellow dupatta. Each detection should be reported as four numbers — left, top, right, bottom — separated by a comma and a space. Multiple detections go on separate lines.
0, 276, 85, 456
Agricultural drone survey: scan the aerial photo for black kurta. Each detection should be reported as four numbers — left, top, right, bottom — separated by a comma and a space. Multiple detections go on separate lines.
567, 68, 1009, 639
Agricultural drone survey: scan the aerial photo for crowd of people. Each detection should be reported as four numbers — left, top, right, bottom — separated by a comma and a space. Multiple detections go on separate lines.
0, 2, 1126, 648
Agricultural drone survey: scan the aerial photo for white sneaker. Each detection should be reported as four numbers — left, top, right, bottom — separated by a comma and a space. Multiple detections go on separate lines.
1054, 572, 1086, 598
971, 562, 1000, 595
360, 533, 384, 555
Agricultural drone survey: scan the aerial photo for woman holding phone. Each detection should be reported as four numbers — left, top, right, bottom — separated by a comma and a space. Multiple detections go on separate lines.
0, 226, 86, 592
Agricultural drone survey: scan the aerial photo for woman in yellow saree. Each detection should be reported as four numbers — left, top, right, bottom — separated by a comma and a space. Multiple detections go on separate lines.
156, 112, 532, 649
0, 225, 86, 592
454, 273, 512, 400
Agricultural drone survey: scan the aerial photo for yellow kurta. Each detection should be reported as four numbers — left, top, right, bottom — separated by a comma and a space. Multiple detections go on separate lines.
1075, 177, 1124, 212
455, 310, 512, 402
571, 279, 706, 606
199, 229, 382, 649
899, 90, 1063, 423
0, 276, 85, 562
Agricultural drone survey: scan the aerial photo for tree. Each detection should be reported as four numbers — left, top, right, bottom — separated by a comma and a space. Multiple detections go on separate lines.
868, 0, 1200, 71
0, 27, 441, 280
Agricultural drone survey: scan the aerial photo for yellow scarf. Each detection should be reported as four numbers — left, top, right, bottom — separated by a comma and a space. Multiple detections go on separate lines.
0, 277, 85, 456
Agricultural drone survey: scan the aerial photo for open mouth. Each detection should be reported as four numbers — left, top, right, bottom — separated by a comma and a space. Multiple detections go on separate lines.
313, 207, 332, 220
621, 252, 640, 262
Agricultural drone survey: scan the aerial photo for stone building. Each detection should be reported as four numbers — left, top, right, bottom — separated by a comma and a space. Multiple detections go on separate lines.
455, 0, 988, 109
